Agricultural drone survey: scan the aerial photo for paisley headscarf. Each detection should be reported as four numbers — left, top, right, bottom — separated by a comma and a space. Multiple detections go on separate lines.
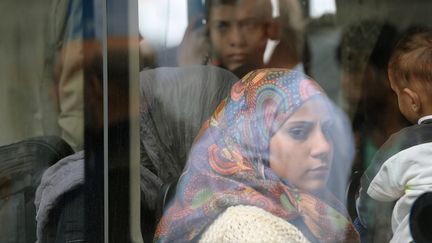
154, 69, 359, 242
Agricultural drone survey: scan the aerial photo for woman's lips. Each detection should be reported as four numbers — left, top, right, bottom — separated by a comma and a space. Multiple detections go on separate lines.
307, 165, 329, 177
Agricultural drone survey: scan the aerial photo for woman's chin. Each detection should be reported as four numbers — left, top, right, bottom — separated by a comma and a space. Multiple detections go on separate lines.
297, 179, 327, 193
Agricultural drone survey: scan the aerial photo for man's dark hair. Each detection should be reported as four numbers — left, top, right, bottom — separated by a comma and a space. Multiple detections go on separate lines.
204, 0, 272, 22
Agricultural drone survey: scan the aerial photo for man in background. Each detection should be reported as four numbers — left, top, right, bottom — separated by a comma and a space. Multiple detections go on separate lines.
176, 0, 277, 77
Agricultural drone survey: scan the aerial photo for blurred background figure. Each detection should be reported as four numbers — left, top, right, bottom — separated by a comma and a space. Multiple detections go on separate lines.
153, 0, 278, 78
204, 0, 275, 76
266, 0, 307, 73
0, 0, 85, 242
337, 20, 409, 173
0, 0, 85, 152
139, 34, 156, 70
145, 0, 311, 79
176, 0, 277, 78
139, 65, 238, 241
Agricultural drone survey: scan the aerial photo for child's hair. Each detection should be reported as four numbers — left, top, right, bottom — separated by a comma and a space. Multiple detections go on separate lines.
388, 26, 432, 92
204, 0, 273, 21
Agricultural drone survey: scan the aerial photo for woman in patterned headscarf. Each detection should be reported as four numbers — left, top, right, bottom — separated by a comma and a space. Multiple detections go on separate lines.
154, 69, 359, 242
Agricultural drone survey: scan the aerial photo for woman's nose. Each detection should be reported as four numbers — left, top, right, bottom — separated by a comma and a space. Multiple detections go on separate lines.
311, 128, 331, 161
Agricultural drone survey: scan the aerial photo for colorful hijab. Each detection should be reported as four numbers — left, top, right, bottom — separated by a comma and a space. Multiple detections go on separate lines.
154, 69, 359, 242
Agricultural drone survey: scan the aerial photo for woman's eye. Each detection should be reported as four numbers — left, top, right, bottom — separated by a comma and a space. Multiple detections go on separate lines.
322, 127, 331, 138
287, 127, 310, 141
321, 123, 333, 139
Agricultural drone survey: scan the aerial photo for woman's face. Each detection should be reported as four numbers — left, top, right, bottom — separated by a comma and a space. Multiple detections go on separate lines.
269, 98, 334, 192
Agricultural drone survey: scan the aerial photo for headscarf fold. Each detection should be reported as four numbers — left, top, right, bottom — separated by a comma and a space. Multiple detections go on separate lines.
155, 69, 359, 242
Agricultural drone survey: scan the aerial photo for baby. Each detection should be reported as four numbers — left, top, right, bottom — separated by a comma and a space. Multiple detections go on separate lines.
357, 27, 432, 242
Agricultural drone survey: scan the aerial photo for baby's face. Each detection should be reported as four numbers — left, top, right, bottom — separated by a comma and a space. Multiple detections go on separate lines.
269, 98, 334, 192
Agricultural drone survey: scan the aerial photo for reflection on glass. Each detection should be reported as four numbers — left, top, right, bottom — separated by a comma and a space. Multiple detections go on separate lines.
2, 0, 432, 242
0, 0, 84, 242
138, 1, 432, 242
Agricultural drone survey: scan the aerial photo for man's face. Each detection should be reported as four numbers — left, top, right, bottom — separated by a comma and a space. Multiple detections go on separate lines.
208, 0, 269, 71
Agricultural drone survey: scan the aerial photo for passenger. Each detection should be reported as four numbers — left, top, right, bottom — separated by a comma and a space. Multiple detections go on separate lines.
0, 0, 85, 152
154, 69, 359, 242
265, 0, 307, 72
139, 65, 238, 241
356, 27, 432, 243
338, 21, 409, 174
177, 0, 277, 77
139, 34, 156, 70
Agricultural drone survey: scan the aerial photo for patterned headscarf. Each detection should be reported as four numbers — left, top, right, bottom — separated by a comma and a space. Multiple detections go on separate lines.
154, 69, 359, 242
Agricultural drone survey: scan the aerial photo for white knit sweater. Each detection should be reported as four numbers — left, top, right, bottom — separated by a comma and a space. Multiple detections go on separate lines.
199, 205, 310, 243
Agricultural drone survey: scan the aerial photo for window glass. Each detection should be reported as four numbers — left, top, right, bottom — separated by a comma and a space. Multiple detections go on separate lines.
0, 0, 141, 242
139, 1, 432, 243
2, 0, 432, 242
0, 0, 85, 242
